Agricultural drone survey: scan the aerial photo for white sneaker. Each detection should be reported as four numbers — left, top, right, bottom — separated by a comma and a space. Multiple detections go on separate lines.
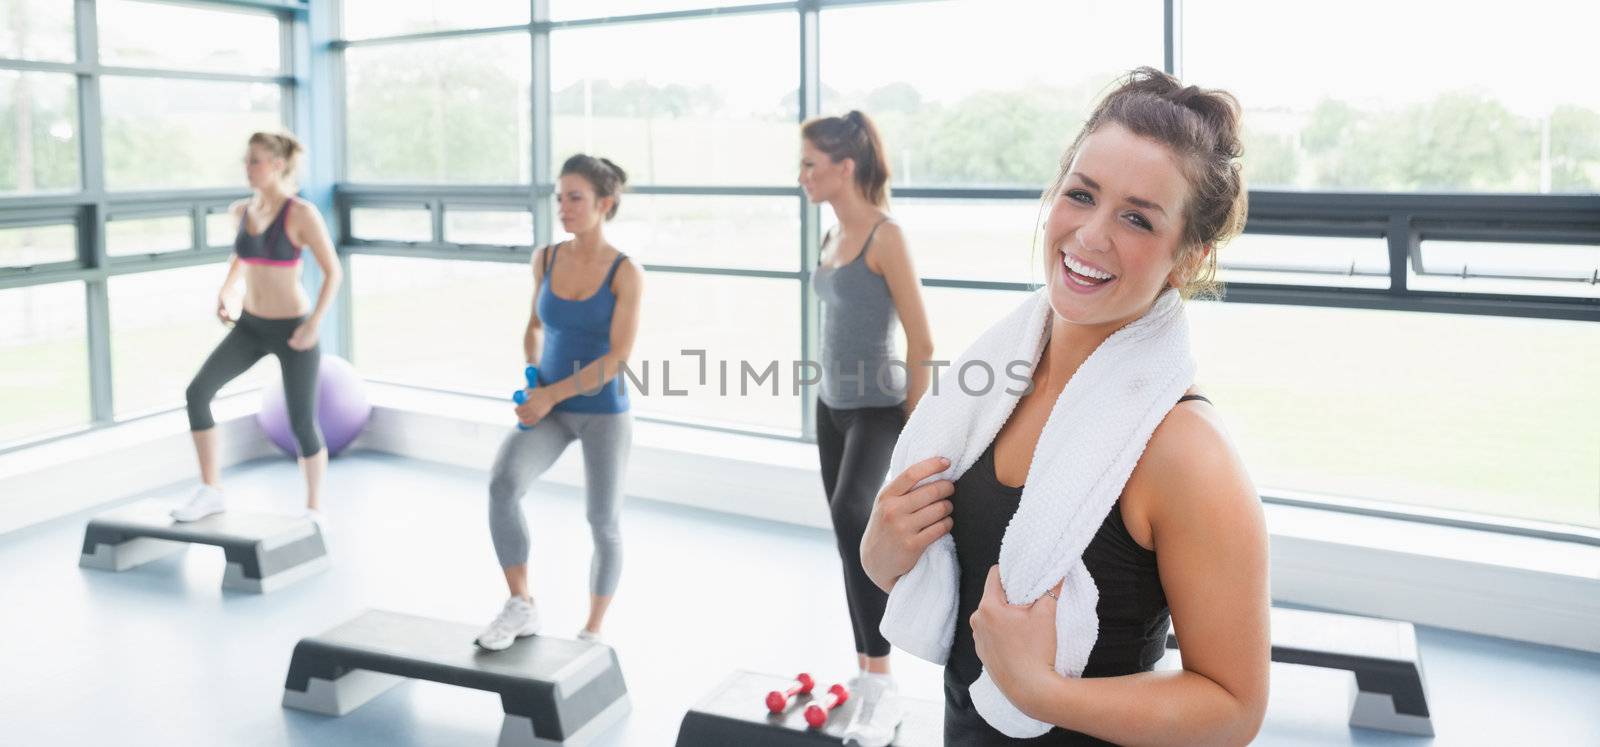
301, 508, 327, 529
842, 673, 903, 747
576, 629, 604, 645
171, 485, 226, 522
475, 596, 540, 651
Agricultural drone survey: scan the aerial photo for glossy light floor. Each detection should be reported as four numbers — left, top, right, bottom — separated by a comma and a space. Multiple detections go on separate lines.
1, 452, 1596, 746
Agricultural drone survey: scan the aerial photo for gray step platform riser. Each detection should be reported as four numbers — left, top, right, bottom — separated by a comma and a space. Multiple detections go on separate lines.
284, 658, 628, 741
79, 530, 329, 593
281, 677, 632, 747
499, 697, 632, 747
78, 506, 329, 593
284, 644, 623, 707
1165, 609, 1433, 736
283, 612, 630, 745
79, 537, 186, 571
1349, 689, 1436, 737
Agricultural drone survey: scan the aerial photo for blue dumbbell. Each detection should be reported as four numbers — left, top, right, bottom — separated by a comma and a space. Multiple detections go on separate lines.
513, 365, 540, 431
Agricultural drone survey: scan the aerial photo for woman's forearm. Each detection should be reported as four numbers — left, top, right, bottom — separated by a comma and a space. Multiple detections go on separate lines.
219, 257, 244, 296
904, 341, 933, 411
307, 266, 341, 323
1012, 667, 1263, 747
539, 352, 627, 405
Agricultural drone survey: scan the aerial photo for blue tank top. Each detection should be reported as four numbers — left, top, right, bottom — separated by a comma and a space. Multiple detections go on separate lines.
536, 243, 631, 414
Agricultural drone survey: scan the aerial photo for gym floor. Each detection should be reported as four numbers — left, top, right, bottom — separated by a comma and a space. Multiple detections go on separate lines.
1, 451, 1596, 746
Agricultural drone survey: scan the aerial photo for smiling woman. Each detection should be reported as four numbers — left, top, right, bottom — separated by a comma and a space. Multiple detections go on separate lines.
863, 67, 1267, 746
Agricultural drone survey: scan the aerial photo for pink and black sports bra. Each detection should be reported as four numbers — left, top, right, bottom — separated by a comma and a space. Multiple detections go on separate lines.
235, 199, 301, 266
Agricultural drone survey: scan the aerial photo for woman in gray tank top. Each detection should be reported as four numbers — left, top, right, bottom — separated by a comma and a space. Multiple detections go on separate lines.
799, 110, 934, 745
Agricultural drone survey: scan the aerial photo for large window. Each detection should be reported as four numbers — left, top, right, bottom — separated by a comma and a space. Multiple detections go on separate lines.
0, 0, 293, 444
1184, 0, 1600, 193
328, 1, 1599, 533
97, 0, 282, 75
101, 78, 282, 191
1, 71, 80, 195
821, 0, 1163, 188
628, 274, 802, 433
105, 214, 192, 257
550, 13, 797, 186
445, 208, 533, 247
342, 0, 529, 41
1410, 241, 1600, 299
605, 195, 797, 271
345, 33, 532, 184
548, 2, 771, 21
0, 282, 89, 444
0, 0, 76, 62
349, 207, 432, 243
833, 199, 1044, 285
0, 222, 75, 268
350, 255, 531, 396
1217, 234, 1390, 289
1189, 303, 1600, 528
917, 286, 1033, 374
108, 264, 274, 418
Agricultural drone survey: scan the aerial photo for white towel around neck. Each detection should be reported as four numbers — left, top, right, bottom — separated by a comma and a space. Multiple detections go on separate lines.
878, 287, 1195, 737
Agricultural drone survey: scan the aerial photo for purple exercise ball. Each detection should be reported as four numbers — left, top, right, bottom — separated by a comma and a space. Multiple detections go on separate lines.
256, 354, 371, 457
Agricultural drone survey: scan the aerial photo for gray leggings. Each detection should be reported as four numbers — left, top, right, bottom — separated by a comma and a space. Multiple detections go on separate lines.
186, 311, 322, 457
488, 411, 632, 597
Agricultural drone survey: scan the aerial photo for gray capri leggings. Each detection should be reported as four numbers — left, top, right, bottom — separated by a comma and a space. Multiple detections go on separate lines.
186, 311, 322, 457
488, 411, 632, 597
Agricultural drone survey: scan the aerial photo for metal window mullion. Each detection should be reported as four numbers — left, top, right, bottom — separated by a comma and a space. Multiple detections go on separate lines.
327, 0, 352, 366
798, 2, 821, 441
279, 7, 295, 131
1387, 215, 1414, 291
96, 66, 291, 85
1164, 0, 1181, 77
0, 58, 80, 73
429, 199, 446, 243
334, 23, 532, 49
163, 0, 309, 13
74, 0, 115, 424
531, 0, 552, 248
545, 2, 799, 29
190, 204, 207, 249
295, 0, 351, 359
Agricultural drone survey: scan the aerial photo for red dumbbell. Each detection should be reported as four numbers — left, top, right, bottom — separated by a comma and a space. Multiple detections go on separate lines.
803, 683, 850, 728
765, 673, 816, 714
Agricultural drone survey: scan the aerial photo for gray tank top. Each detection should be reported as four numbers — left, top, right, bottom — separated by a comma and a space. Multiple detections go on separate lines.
812, 219, 906, 409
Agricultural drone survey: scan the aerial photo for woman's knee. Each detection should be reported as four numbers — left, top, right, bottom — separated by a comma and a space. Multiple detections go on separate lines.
185, 377, 213, 409
587, 510, 622, 542
829, 486, 874, 536
288, 416, 323, 457
488, 470, 523, 506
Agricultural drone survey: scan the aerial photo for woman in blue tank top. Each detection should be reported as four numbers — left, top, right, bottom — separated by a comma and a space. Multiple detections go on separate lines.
475, 155, 644, 652
800, 109, 935, 745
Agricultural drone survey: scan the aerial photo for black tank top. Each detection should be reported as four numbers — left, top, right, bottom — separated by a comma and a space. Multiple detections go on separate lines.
942, 394, 1209, 745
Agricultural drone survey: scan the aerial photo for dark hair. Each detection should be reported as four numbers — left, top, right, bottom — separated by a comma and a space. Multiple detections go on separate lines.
247, 130, 304, 181
559, 154, 628, 220
1049, 67, 1247, 299
801, 110, 891, 207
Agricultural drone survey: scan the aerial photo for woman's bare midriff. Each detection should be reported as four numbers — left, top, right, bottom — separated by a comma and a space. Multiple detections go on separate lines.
242, 262, 311, 319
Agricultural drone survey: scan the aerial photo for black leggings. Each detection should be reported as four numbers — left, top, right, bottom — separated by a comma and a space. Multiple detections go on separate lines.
816, 398, 905, 658
186, 311, 323, 457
